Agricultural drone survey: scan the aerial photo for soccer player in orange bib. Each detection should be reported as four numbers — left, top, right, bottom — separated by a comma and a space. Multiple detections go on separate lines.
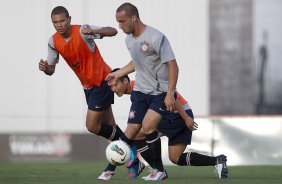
38, 6, 123, 180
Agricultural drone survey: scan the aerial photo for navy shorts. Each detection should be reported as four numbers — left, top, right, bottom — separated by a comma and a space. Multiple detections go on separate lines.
84, 81, 114, 111
157, 109, 194, 146
128, 91, 175, 124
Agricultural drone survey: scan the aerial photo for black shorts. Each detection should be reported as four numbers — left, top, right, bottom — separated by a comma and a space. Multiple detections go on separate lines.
84, 81, 114, 111
157, 109, 194, 146
127, 91, 175, 124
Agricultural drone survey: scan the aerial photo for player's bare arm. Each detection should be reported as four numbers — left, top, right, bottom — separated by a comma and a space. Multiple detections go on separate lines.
165, 60, 179, 112
39, 59, 55, 76
106, 61, 135, 85
174, 99, 198, 131
81, 25, 117, 37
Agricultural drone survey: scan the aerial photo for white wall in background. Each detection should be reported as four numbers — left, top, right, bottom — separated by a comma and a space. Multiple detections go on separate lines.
0, 0, 208, 132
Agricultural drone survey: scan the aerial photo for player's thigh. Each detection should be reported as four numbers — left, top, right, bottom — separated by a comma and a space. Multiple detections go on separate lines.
142, 109, 162, 134
86, 106, 115, 127
168, 143, 187, 163
101, 106, 116, 126
86, 109, 103, 128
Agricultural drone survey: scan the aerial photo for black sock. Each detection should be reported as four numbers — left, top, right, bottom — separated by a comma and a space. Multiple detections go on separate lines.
178, 152, 217, 166
111, 125, 123, 141
120, 133, 133, 146
97, 124, 119, 141
145, 131, 164, 171
104, 163, 116, 172
115, 126, 123, 139
133, 139, 154, 168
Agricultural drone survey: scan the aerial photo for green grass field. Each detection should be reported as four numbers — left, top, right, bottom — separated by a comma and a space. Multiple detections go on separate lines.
0, 161, 282, 184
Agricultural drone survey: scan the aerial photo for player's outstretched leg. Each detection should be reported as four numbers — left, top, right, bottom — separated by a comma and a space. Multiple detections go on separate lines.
214, 154, 228, 178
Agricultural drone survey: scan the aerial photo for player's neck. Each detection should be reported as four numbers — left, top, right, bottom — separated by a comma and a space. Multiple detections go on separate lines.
132, 22, 146, 37
61, 26, 72, 39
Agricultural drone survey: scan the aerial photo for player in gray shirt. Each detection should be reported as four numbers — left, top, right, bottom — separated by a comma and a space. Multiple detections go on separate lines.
125, 25, 176, 95
107, 3, 179, 180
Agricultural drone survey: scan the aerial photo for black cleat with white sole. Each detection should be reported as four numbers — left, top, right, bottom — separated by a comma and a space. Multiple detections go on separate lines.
214, 154, 228, 179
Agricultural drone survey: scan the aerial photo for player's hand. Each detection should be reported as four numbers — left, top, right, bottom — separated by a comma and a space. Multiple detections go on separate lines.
186, 119, 198, 131
81, 25, 93, 35
106, 72, 118, 86
39, 59, 49, 72
165, 93, 175, 112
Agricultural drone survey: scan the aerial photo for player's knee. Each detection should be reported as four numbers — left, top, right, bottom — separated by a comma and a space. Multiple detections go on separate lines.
86, 121, 100, 134
142, 124, 153, 134
169, 155, 179, 165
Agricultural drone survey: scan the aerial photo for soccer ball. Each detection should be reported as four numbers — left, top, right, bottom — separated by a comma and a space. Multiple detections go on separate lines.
105, 140, 131, 166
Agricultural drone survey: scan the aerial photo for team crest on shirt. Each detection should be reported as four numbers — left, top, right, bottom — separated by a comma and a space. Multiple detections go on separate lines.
140, 41, 149, 54
128, 110, 135, 119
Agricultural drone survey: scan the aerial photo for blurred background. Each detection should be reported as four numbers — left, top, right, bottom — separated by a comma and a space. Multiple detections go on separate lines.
0, 0, 281, 166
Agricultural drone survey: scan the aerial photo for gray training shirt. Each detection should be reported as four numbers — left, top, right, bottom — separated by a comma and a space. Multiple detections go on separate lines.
125, 26, 176, 95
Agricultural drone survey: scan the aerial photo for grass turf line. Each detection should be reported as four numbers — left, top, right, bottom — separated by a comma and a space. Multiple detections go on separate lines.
0, 161, 282, 184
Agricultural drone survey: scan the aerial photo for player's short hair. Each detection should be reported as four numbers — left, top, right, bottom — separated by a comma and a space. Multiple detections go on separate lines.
116, 3, 140, 19
111, 68, 130, 82
51, 6, 69, 18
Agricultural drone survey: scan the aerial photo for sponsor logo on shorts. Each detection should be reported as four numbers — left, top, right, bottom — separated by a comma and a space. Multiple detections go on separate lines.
128, 110, 135, 119
159, 107, 165, 112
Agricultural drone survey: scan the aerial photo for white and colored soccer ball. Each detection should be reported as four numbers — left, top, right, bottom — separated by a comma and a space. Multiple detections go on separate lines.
105, 140, 131, 166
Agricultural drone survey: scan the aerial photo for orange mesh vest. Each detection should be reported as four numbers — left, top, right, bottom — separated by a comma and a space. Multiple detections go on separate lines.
53, 25, 111, 88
